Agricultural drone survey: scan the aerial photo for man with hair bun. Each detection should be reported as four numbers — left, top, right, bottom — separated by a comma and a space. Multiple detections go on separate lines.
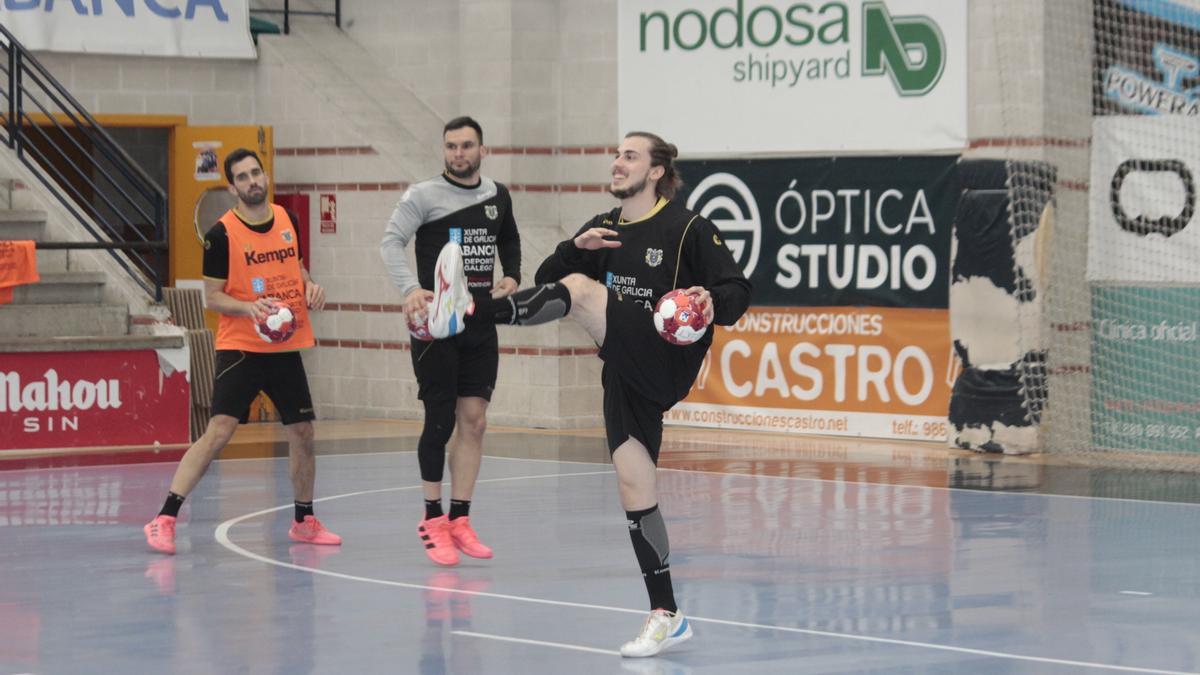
425, 131, 752, 657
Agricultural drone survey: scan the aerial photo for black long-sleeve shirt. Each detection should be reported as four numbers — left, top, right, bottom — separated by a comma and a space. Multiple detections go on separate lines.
380, 173, 521, 297
535, 198, 751, 327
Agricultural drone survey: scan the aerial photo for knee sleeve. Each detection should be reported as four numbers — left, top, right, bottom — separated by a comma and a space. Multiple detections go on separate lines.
627, 504, 670, 574
417, 399, 457, 482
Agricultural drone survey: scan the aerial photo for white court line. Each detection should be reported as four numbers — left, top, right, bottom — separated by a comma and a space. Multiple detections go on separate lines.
452, 630, 619, 656
1121, 591, 1154, 596
215, 472, 1198, 675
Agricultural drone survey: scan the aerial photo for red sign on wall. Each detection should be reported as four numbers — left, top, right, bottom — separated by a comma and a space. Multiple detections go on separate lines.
0, 350, 190, 451
320, 193, 336, 234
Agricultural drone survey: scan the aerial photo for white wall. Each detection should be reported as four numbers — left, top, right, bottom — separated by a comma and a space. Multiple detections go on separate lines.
23, 0, 1060, 428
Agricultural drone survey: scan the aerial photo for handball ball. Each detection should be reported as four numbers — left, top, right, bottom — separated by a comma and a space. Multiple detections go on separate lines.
254, 299, 297, 343
406, 312, 433, 342
653, 289, 708, 345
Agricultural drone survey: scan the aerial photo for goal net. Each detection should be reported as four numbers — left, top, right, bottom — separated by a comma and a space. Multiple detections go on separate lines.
989, 0, 1200, 467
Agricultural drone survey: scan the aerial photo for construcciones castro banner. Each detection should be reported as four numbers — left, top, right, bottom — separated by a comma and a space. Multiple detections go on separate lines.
669, 155, 957, 440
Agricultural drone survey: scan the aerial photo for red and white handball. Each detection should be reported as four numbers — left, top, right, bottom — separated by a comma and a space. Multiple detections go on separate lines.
254, 299, 297, 343
653, 289, 709, 345
406, 312, 433, 342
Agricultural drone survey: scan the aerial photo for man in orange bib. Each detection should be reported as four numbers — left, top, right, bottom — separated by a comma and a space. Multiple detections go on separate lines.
144, 148, 340, 554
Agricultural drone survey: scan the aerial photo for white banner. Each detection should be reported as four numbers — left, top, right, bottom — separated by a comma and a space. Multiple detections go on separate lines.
1089, 116, 1200, 282
617, 0, 967, 155
5, 0, 255, 59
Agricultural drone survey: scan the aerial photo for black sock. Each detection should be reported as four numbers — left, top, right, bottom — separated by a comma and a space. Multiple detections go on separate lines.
425, 499, 444, 520
159, 492, 185, 518
473, 283, 572, 326
448, 499, 471, 520
294, 500, 314, 523
627, 504, 678, 613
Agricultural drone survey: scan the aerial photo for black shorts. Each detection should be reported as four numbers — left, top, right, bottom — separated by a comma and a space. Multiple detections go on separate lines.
597, 289, 709, 462
411, 321, 498, 403
211, 350, 315, 425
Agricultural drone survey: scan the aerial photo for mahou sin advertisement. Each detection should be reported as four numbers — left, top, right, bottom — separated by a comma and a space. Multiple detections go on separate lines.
672, 156, 957, 440
0, 350, 190, 451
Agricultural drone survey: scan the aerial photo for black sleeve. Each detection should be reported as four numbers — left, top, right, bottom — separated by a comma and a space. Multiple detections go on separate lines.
496, 186, 521, 285
202, 222, 229, 279
683, 217, 752, 326
534, 219, 600, 285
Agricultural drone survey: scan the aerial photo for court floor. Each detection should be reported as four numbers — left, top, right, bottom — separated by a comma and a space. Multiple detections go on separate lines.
3, 422, 1200, 674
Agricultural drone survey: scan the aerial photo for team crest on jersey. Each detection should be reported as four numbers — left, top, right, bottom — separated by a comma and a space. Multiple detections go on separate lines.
282, 230, 293, 243
484, 205, 499, 220
645, 248, 664, 267
252, 277, 266, 294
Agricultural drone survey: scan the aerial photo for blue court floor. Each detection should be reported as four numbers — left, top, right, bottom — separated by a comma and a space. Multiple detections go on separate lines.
3, 427, 1200, 674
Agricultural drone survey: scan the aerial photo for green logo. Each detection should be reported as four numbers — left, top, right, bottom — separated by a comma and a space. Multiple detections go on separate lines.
861, 1, 945, 96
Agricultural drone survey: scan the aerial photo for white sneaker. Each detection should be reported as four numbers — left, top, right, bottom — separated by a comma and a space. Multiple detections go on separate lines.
428, 242, 474, 339
619, 609, 692, 658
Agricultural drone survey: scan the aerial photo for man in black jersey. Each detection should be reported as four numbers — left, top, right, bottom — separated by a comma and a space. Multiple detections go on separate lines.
380, 116, 521, 567
431, 131, 751, 657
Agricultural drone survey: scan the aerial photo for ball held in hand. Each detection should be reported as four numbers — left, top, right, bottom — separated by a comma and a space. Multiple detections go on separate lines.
653, 289, 709, 345
254, 299, 297, 344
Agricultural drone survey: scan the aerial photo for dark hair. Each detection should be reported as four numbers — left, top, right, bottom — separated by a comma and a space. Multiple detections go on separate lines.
625, 131, 682, 200
224, 148, 263, 184
443, 116, 483, 144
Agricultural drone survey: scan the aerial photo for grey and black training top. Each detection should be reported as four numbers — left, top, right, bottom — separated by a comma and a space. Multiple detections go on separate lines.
380, 173, 521, 297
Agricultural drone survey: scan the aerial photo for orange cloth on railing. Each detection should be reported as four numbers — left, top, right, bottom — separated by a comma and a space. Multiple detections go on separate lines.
0, 240, 39, 306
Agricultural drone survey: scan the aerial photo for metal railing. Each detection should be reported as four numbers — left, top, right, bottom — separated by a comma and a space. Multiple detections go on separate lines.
0, 24, 167, 301
251, 0, 342, 35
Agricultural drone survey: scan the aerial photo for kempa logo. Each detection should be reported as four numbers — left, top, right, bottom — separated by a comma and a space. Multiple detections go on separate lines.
685, 172, 762, 278
243, 245, 297, 266
635, 1, 946, 95
861, 1, 945, 96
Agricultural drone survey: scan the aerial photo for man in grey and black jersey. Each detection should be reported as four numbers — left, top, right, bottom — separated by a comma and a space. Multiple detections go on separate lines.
379, 116, 521, 567
427, 131, 751, 657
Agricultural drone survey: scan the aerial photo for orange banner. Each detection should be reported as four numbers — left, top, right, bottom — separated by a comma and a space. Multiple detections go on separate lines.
669, 306, 953, 441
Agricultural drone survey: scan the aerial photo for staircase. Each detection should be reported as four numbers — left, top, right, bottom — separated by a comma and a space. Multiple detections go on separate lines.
0, 27, 191, 454
0, 208, 130, 339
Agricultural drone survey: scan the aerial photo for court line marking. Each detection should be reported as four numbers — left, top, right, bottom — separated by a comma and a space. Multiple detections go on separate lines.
451, 630, 620, 656
215, 473, 1198, 675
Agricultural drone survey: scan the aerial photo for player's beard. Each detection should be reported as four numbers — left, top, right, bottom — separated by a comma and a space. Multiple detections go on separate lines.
238, 185, 267, 206
609, 175, 648, 200
445, 156, 481, 180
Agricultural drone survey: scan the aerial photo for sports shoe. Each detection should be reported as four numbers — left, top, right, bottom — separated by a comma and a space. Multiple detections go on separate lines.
448, 516, 493, 559
428, 242, 474, 339
619, 609, 693, 658
144, 514, 177, 554
417, 515, 460, 566
288, 516, 343, 545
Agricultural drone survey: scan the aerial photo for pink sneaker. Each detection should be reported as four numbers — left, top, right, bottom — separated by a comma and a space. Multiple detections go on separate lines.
417, 515, 460, 566
144, 515, 176, 555
449, 516, 493, 559
288, 516, 343, 545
